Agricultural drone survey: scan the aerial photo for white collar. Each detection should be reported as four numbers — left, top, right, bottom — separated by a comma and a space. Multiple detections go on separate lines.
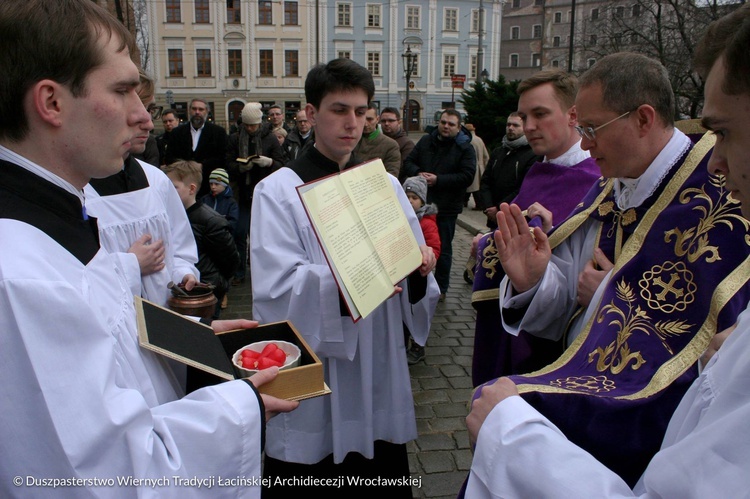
0, 145, 85, 204
545, 139, 590, 167
613, 128, 691, 210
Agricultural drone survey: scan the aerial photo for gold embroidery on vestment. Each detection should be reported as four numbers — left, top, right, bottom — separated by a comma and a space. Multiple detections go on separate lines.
639, 262, 697, 313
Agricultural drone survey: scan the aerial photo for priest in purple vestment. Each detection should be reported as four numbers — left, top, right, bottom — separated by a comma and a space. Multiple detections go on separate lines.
476, 52, 750, 486
471, 70, 600, 387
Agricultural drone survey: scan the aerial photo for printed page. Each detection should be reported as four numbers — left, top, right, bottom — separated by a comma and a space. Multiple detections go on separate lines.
340, 160, 422, 284
298, 171, 394, 321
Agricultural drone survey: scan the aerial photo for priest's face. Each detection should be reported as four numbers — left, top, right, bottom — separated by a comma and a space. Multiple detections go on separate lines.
58, 34, 150, 187
702, 56, 750, 219
517, 82, 577, 160
306, 89, 368, 167
575, 83, 643, 179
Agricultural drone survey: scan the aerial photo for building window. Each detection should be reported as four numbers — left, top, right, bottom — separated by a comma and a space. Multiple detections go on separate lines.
632, 4, 641, 17
588, 58, 596, 68
553, 36, 561, 47
367, 5, 381, 27
532, 24, 542, 38
168, 49, 183, 77
258, 1, 272, 24
367, 52, 381, 76
284, 2, 298, 25
510, 54, 519, 68
554, 11, 562, 23
227, 0, 241, 23
228, 49, 242, 77
285, 50, 299, 76
470, 55, 478, 79
590, 34, 597, 46
534, 0, 543, 5
511, 26, 520, 40
166, 0, 181, 23
471, 10, 481, 32
552, 59, 560, 68
442, 54, 456, 78
195, 0, 209, 23
338, 50, 351, 59
444, 9, 457, 31
512, 0, 520, 7
591, 8, 599, 20
337, 3, 351, 26
614, 6, 625, 18
406, 6, 420, 29
259, 50, 273, 76
196, 49, 211, 76
532, 53, 541, 67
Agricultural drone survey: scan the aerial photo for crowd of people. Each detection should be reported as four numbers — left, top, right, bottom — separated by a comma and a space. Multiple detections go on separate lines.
2, 0, 750, 497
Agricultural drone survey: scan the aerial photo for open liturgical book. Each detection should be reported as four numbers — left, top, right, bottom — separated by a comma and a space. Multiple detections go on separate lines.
297, 159, 422, 322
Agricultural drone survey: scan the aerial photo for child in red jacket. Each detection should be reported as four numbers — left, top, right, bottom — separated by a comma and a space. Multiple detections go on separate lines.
403, 176, 440, 364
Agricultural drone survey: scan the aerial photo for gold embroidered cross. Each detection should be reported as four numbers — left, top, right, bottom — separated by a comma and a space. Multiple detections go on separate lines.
653, 272, 684, 301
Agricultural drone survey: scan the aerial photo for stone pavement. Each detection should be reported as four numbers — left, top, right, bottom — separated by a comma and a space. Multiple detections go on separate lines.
222, 202, 490, 499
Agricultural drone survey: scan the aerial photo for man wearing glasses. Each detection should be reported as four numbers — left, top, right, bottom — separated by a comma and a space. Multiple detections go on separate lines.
379, 107, 414, 181
403, 109, 476, 301
267, 104, 291, 133
476, 52, 750, 485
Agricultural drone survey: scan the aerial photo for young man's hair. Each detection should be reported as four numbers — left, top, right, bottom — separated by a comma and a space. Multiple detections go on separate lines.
269, 104, 282, 112
163, 109, 179, 120
508, 111, 522, 119
0, 0, 135, 142
694, 3, 750, 97
162, 160, 203, 187
367, 102, 379, 111
441, 109, 463, 124
517, 70, 579, 112
380, 107, 401, 120
137, 70, 155, 106
579, 52, 675, 127
305, 58, 375, 109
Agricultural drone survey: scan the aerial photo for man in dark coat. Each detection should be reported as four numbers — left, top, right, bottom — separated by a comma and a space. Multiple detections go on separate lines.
403, 109, 476, 298
164, 98, 227, 197
478, 112, 541, 228
225, 102, 285, 284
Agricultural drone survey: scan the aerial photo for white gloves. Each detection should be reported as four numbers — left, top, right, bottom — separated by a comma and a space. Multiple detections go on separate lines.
252, 155, 273, 168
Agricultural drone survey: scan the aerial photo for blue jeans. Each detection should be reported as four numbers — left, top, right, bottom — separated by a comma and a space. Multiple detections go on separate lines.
435, 215, 457, 294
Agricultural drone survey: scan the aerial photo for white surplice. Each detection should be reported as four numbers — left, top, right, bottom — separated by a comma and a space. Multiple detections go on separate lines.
0, 163, 263, 498
250, 167, 440, 464
466, 300, 750, 498
84, 159, 199, 306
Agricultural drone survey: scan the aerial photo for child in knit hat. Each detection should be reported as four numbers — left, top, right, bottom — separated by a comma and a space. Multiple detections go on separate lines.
201, 168, 239, 233
402, 176, 440, 364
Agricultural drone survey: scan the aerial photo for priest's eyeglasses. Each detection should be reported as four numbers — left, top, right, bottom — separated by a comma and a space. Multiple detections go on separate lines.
147, 104, 164, 120
575, 110, 633, 141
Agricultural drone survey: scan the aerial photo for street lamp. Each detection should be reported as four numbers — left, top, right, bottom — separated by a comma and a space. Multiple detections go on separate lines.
402, 45, 417, 132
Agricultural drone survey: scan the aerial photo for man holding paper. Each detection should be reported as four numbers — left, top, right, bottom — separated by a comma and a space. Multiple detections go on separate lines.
250, 58, 440, 497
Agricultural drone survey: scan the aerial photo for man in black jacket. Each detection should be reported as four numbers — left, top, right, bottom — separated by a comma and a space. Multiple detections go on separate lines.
403, 109, 476, 298
478, 112, 541, 229
225, 102, 285, 284
164, 98, 227, 197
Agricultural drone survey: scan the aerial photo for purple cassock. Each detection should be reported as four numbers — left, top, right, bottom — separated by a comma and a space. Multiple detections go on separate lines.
471, 157, 601, 386
472, 132, 750, 486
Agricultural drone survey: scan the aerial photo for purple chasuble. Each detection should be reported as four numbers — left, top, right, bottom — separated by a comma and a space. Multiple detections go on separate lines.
471, 157, 601, 386
473, 133, 750, 486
